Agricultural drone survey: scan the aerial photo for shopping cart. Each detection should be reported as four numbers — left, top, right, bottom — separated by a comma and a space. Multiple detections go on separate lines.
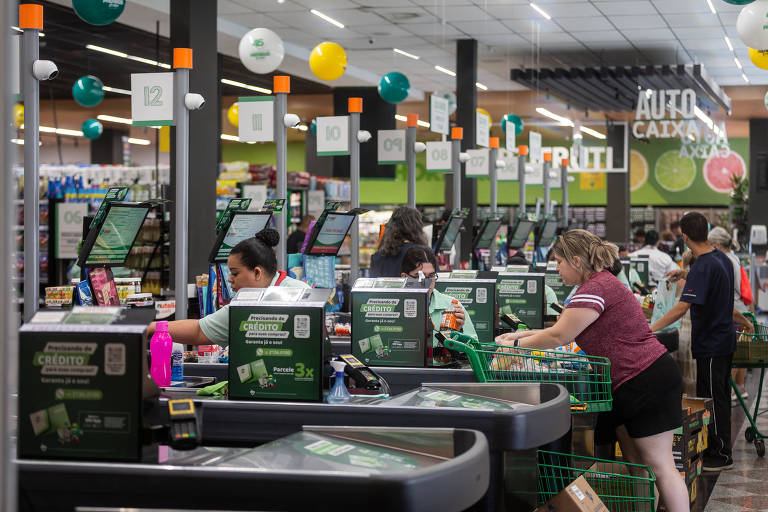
731, 312, 768, 457
537, 450, 656, 512
442, 336, 612, 413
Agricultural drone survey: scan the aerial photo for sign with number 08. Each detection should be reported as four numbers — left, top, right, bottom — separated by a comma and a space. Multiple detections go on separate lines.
131, 72, 174, 126
426, 141, 452, 173
377, 129, 406, 164
238, 96, 275, 143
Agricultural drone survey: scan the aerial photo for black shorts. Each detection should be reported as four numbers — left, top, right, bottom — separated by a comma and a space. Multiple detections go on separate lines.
596, 353, 682, 443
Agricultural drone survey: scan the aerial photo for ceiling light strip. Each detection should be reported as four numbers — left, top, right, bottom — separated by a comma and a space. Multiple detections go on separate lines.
579, 126, 606, 140
86, 44, 170, 69
706, 0, 716, 14
221, 78, 272, 95
529, 2, 552, 20
102, 86, 131, 95
724, 36, 733, 52
476, 82, 488, 91
435, 65, 456, 77
310, 9, 345, 29
393, 48, 419, 60
536, 107, 574, 127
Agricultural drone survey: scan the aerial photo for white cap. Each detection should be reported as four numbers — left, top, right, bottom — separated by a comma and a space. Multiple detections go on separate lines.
330, 360, 346, 373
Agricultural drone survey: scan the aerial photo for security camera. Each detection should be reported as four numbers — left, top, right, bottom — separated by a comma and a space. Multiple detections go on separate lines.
357, 130, 372, 143
495, 159, 506, 169
283, 113, 300, 128
368, 37, 374, 45
32, 60, 57, 81
459, 152, 470, 163
414, 142, 426, 153
184, 93, 205, 110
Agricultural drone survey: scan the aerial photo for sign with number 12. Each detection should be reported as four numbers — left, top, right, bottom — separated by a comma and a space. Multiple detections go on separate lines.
131, 72, 174, 126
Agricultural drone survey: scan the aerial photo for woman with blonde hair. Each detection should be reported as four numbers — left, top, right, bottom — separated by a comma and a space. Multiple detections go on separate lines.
496, 229, 688, 511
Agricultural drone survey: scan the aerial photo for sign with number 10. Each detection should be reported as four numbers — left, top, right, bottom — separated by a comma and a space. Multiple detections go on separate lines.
131, 72, 174, 126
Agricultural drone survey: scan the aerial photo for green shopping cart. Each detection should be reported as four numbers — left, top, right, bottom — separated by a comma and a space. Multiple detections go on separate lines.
731, 312, 768, 457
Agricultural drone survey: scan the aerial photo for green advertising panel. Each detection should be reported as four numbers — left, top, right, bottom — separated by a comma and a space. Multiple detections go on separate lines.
229, 299, 325, 401
86, 205, 149, 265
18, 309, 151, 461
435, 273, 497, 344
497, 272, 545, 329
351, 282, 430, 367
545, 267, 572, 305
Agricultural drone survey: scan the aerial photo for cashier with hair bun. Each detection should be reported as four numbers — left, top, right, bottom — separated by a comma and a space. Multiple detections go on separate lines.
146, 228, 308, 346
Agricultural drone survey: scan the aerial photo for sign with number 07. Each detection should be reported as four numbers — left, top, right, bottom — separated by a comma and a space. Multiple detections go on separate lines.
426, 141, 452, 173
238, 96, 275, 143
131, 72, 174, 126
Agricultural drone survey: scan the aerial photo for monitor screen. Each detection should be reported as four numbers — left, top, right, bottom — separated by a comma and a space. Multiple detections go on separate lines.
538, 219, 558, 246
509, 219, 535, 248
213, 212, 271, 262
308, 213, 356, 255
85, 204, 149, 266
474, 219, 503, 250
438, 216, 465, 253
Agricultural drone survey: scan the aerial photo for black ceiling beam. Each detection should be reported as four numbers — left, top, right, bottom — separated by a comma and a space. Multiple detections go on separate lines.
576, 68, 635, 110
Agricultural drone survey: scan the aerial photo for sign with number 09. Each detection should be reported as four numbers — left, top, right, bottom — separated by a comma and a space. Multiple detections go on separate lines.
238, 96, 275, 143
131, 72, 174, 126
377, 130, 406, 164
426, 141, 452, 173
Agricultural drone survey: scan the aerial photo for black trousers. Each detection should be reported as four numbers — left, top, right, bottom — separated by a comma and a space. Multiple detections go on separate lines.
696, 354, 733, 462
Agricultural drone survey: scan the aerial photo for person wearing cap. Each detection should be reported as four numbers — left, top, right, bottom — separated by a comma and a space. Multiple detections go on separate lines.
630, 229, 678, 286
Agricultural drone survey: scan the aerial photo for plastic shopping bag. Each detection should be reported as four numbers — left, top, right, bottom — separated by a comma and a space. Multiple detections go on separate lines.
651, 277, 681, 332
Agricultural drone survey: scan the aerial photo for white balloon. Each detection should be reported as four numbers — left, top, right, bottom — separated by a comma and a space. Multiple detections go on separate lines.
737, 1, 768, 50
433, 89, 457, 116
238, 28, 285, 74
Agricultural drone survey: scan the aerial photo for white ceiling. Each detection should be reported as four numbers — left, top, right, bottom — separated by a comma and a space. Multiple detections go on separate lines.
55, 0, 763, 94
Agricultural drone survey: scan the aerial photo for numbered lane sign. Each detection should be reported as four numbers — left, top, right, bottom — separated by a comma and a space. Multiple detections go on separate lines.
548, 165, 562, 189
506, 126, 515, 151
426, 141, 452, 173
377, 129, 406, 164
317, 116, 349, 156
476, 111, 490, 148
238, 96, 275, 142
429, 94, 450, 135
527, 162, 544, 185
529, 131, 542, 163
131, 72, 174, 126
497, 148, 518, 181
465, 148, 489, 178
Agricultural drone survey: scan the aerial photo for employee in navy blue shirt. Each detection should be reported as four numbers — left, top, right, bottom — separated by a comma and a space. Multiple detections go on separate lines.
652, 212, 753, 472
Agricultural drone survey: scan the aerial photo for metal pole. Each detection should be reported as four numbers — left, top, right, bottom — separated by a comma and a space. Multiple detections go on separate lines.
173, 49, 191, 320
543, 159, 551, 216
451, 127, 463, 269
518, 149, 527, 216
406, 114, 417, 208
274, 76, 289, 269
22, 22, 40, 321
349, 98, 362, 281
3, 5, 20, 510
489, 138, 499, 266
561, 160, 569, 229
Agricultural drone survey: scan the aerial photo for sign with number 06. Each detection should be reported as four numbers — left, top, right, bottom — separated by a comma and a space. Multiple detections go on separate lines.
377, 129, 406, 164
131, 72, 174, 126
426, 141, 452, 173
465, 148, 489, 178
238, 96, 275, 142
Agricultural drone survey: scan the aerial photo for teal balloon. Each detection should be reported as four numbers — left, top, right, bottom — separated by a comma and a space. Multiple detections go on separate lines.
501, 114, 524, 137
72, 0, 125, 25
81, 119, 103, 140
378, 72, 410, 104
723, 0, 755, 4
310, 119, 317, 135
72, 75, 104, 107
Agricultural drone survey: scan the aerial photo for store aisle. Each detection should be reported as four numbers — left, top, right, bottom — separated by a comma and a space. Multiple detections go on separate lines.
703, 371, 768, 511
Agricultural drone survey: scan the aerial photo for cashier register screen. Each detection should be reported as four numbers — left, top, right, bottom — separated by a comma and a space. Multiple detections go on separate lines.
509, 220, 535, 249
438, 216, 465, 253
216, 213, 271, 261
475, 220, 502, 250
308, 213, 355, 255
86, 206, 149, 265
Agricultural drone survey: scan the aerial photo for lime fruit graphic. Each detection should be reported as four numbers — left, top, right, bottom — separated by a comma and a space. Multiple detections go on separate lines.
654, 151, 695, 192
630, 150, 648, 192
703, 150, 746, 194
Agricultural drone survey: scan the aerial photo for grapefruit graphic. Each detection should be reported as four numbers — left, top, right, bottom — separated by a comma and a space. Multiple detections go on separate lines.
703, 150, 746, 194
630, 150, 648, 191
654, 151, 695, 192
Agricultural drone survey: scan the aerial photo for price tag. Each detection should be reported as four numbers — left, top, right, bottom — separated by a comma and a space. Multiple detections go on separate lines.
476, 111, 490, 148
465, 148, 489, 178
317, 116, 349, 156
377, 129, 406, 164
529, 131, 542, 163
506, 126, 515, 151
497, 149, 518, 181
131, 72, 174, 126
429, 94, 450, 135
238, 96, 275, 142
426, 141, 452, 173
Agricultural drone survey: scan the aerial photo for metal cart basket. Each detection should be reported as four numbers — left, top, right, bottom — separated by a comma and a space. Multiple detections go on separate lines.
731, 312, 768, 457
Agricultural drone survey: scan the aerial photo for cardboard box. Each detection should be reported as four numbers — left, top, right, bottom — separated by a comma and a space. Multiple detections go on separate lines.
688, 475, 699, 504
675, 454, 702, 484
674, 397, 713, 436
534, 475, 608, 512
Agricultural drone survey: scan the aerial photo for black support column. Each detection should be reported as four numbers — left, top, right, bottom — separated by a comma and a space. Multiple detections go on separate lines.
169, 0, 220, 286
605, 122, 629, 242
454, 39, 478, 263
749, 119, 768, 229
90, 128, 125, 164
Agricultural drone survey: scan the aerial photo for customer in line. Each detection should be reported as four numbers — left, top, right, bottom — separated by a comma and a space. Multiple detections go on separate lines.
651, 213, 752, 472
630, 229, 678, 286
286, 214, 315, 254
369, 206, 429, 278
496, 230, 689, 511
708, 226, 752, 403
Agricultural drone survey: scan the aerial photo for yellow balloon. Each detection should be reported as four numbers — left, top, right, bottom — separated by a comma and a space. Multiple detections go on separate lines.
477, 107, 492, 126
749, 47, 768, 70
309, 42, 347, 81
12, 103, 23, 128
227, 103, 239, 127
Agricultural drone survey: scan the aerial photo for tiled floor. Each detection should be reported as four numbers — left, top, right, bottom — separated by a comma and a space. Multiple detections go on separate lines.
702, 369, 768, 511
